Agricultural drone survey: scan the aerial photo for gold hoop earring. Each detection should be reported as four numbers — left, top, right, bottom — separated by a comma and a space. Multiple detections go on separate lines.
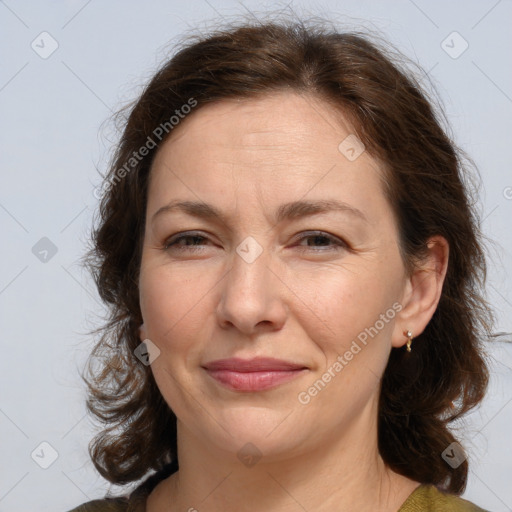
405, 330, 413, 352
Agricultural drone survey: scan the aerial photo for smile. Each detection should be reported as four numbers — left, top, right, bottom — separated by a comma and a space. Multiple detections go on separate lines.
202, 357, 308, 392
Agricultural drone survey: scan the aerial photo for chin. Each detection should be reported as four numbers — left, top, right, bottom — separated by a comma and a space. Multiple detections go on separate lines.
191, 406, 308, 461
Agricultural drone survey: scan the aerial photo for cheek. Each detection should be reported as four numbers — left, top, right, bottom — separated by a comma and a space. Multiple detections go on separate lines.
139, 265, 189, 339
139, 262, 220, 355
298, 261, 400, 353
301, 281, 400, 413
292, 266, 401, 427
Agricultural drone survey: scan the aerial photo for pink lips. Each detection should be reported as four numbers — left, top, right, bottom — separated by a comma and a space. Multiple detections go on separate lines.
203, 357, 308, 392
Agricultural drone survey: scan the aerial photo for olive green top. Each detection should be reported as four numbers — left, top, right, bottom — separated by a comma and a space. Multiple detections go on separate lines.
397, 484, 489, 511
68, 468, 490, 512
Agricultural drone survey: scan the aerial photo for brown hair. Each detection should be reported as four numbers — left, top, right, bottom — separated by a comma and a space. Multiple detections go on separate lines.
84, 16, 493, 493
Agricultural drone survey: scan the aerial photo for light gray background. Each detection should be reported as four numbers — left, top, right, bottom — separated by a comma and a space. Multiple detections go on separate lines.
1, 1, 511, 511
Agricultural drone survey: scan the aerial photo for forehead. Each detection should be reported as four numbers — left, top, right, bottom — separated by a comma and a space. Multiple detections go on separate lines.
158, 91, 357, 160
147, 91, 388, 223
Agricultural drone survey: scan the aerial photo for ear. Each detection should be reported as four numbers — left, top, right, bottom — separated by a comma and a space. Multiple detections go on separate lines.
391, 236, 449, 349
139, 322, 148, 341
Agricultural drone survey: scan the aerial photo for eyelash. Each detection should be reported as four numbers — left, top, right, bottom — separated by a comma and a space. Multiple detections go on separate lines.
163, 231, 348, 253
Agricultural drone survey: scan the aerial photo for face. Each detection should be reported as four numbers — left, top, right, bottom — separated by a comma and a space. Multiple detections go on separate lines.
139, 91, 409, 461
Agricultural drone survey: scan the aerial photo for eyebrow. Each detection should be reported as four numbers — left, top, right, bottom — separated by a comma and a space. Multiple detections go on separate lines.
152, 199, 368, 226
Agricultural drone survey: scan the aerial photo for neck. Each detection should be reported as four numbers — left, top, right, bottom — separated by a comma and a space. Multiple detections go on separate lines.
147, 399, 420, 512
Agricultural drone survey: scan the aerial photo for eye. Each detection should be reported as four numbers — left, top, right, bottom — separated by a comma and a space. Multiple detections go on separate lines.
164, 232, 211, 252
163, 230, 348, 254
294, 231, 348, 252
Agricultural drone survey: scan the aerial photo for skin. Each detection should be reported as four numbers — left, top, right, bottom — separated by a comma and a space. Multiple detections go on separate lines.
138, 91, 449, 512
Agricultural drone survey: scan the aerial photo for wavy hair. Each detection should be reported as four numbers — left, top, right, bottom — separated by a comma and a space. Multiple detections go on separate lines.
83, 16, 493, 493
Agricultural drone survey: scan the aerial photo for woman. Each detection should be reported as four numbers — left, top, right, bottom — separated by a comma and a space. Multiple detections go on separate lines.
71, 17, 493, 512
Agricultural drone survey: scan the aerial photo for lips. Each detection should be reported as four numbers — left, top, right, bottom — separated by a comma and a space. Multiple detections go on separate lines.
203, 357, 308, 392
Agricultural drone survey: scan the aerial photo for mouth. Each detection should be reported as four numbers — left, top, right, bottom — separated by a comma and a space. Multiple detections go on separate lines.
202, 357, 308, 392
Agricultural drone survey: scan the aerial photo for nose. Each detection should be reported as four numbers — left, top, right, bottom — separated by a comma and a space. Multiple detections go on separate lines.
216, 243, 288, 336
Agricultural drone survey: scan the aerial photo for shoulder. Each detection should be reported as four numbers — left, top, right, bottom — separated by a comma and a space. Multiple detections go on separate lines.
399, 484, 490, 512
65, 497, 129, 512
